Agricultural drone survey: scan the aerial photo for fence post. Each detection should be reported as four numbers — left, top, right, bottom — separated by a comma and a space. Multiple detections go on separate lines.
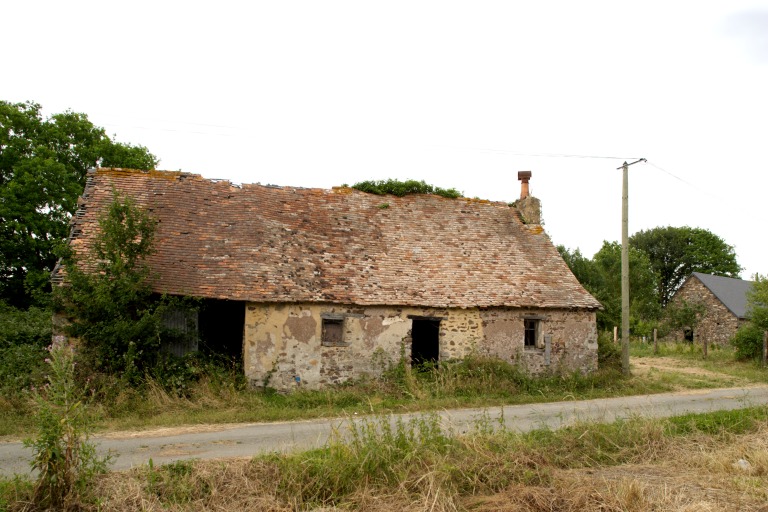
614, 326, 618, 344
653, 328, 658, 355
763, 331, 767, 367
702, 335, 707, 359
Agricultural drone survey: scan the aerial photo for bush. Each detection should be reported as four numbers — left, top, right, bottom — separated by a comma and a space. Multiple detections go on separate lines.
597, 331, 621, 370
0, 345, 47, 395
55, 193, 195, 381
0, 304, 52, 395
352, 179, 462, 199
0, 304, 52, 348
150, 352, 245, 397
731, 323, 765, 360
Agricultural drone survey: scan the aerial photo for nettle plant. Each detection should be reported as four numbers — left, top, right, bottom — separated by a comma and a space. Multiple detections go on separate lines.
24, 342, 110, 510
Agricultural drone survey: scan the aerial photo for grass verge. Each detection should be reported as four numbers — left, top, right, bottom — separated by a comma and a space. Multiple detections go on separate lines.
3, 407, 767, 511
1, 343, 766, 439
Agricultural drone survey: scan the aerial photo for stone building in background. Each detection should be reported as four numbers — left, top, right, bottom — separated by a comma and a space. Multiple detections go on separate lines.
60, 168, 601, 391
667, 272, 753, 345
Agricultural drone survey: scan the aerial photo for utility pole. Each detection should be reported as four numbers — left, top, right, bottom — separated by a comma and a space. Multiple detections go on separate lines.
619, 158, 646, 376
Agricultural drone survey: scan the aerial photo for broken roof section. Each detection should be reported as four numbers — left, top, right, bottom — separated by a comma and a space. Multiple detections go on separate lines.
64, 168, 601, 310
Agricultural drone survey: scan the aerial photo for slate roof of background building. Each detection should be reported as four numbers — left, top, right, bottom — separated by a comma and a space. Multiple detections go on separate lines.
62, 168, 601, 310
690, 272, 754, 319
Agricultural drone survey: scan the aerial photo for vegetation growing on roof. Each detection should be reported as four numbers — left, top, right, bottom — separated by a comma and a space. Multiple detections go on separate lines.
351, 179, 462, 199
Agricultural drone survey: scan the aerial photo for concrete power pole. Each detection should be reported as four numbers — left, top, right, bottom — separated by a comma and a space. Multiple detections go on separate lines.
619, 158, 646, 376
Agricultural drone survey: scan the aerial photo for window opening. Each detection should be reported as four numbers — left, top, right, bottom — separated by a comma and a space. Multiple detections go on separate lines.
322, 318, 344, 346
524, 319, 539, 348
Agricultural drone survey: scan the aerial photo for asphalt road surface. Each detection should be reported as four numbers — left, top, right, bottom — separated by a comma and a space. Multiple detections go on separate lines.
2, 385, 767, 477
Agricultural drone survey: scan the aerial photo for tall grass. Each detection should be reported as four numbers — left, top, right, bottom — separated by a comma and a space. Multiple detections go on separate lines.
5, 407, 766, 511
2, 347, 766, 439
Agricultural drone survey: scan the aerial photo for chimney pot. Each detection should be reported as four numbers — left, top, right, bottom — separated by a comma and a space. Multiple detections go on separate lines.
518, 171, 532, 199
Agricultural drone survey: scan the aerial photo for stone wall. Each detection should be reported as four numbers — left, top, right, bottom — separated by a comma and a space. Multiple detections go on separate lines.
667, 277, 742, 345
243, 302, 597, 390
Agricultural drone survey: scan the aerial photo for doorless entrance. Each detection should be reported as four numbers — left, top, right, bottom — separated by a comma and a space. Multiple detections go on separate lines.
410, 317, 440, 367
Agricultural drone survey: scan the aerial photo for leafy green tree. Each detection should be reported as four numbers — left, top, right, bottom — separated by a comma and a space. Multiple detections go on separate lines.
630, 226, 741, 307
56, 193, 166, 377
559, 242, 660, 333
0, 101, 158, 308
557, 246, 603, 294
732, 275, 768, 359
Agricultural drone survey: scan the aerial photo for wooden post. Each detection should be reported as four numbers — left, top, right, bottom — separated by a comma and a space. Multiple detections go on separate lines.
653, 328, 658, 355
762, 331, 768, 366
614, 326, 618, 344
702, 336, 707, 359
621, 161, 630, 376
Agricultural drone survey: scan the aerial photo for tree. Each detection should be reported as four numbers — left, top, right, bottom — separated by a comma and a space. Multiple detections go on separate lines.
56, 193, 166, 377
732, 275, 768, 360
559, 242, 660, 333
630, 226, 741, 307
0, 101, 158, 308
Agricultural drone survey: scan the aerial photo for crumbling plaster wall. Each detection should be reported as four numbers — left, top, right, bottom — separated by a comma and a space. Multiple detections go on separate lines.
667, 277, 743, 345
244, 302, 597, 391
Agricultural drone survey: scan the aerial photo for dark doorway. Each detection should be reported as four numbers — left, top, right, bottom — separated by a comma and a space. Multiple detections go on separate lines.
199, 299, 245, 360
411, 318, 440, 368
684, 328, 694, 343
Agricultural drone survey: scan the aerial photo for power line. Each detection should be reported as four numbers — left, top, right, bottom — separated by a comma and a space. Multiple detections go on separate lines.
445, 146, 643, 160
94, 112, 246, 131
645, 160, 696, 187
100, 122, 238, 137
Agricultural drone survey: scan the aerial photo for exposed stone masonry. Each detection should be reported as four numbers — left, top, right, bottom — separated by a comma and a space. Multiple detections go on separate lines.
667, 276, 745, 345
245, 302, 597, 391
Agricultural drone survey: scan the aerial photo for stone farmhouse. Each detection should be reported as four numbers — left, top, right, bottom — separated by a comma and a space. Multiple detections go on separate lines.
61, 168, 601, 390
667, 272, 753, 345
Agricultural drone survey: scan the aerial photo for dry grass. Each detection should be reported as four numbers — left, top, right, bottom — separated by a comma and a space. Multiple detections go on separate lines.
5, 415, 764, 512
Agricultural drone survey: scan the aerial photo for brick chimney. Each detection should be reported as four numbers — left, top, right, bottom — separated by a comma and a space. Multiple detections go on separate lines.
518, 171, 531, 200
516, 171, 541, 225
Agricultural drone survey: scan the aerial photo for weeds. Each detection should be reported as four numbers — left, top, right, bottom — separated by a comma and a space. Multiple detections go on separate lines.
4, 407, 762, 511
1, 344, 765, 440
275, 414, 454, 507
23, 342, 110, 510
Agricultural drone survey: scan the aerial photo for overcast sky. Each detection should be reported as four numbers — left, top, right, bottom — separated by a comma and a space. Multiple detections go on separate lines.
4, 1, 767, 278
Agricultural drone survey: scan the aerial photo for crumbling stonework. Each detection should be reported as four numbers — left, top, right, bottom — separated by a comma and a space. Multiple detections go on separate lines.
516, 196, 542, 225
244, 302, 597, 391
667, 277, 745, 345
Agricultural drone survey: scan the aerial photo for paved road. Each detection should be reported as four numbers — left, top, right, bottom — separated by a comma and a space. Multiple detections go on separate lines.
2, 385, 767, 477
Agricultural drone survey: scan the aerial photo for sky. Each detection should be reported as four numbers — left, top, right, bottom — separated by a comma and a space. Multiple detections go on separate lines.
3, 1, 767, 278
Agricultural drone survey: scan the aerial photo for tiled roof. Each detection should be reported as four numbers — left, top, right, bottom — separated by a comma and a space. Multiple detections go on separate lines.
64, 168, 601, 310
690, 272, 753, 318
